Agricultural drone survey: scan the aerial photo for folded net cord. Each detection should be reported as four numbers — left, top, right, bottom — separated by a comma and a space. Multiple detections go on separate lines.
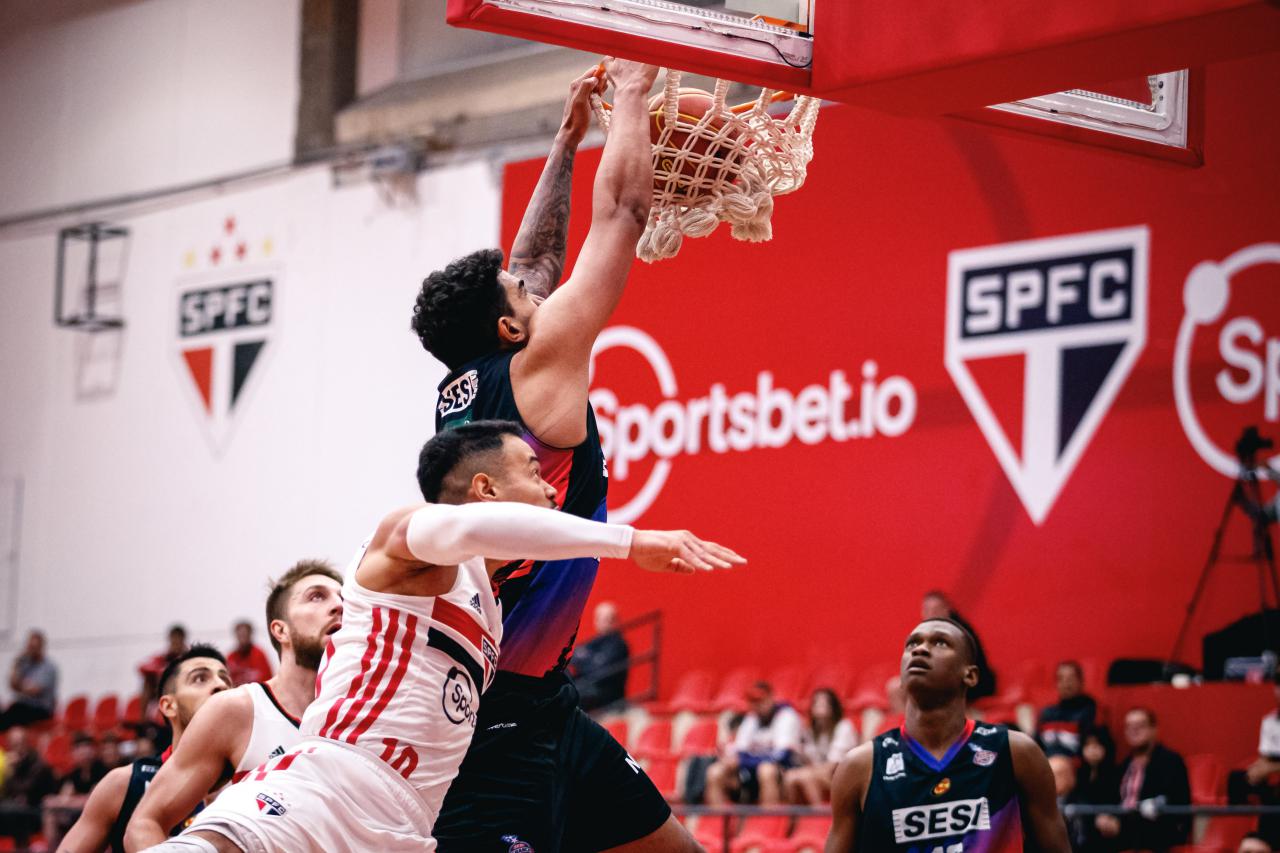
592, 70, 821, 262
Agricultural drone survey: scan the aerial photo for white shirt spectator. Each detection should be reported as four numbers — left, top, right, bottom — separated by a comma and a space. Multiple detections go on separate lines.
798, 717, 858, 765
734, 703, 803, 761
1259, 710, 1280, 759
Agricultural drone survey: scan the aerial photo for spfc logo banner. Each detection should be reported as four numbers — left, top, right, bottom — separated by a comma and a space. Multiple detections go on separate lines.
945, 227, 1148, 524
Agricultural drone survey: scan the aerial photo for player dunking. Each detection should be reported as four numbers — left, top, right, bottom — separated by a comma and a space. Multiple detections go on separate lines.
412, 59, 698, 851
58, 646, 233, 853
826, 619, 1070, 852
141, 421, 741, 852
123, 562, 343, 851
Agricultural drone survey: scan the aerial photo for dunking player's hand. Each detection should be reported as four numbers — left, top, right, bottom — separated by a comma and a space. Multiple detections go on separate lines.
559, 66, 606, 148
630, 529, 745, 575
602, 56, 660, 94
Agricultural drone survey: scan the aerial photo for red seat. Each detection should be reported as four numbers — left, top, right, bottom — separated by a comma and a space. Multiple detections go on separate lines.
91, 694, 121, 735
602, 716, 630, 751
711, 666, 763, 714
730, 815, 789, 852
634, 719, 674, 761
806, 665, 853, 702
768, 666, 808, 707
649, 669, 717, 715
43, 731, 74, 774
646, 756, 681, 800
61, 694, 89, 731
1199, 815, 1257, 851
679, 718, 720, 757
1186, 753, 1227, 805
122, 695, 145, 729
762, 815, 832, 852
693, 814, 732, 849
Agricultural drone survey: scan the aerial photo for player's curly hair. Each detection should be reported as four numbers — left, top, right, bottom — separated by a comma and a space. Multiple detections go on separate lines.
411, 249, 512, 369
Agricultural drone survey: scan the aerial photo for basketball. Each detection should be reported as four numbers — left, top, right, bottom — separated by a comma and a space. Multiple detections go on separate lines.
648, 87, 741, 199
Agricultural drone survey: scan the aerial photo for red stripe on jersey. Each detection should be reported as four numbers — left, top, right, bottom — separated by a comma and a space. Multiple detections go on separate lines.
315, 638, 336, 697
329, 610, 400, 742
346, 613, 418, 744
319, 608, 383, 739
432, 597, 493, 654
274, 752, 299, 773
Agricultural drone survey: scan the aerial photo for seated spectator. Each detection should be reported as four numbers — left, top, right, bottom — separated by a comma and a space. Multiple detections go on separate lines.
1230, 666, 1280, 846
138, 624, 188, 721
570, 602, 630, 712
784, 687, 858, 804
225, 620, 273, 686
0, 629, 58, 731
41, 732, 107, 847
1095, 708, 1190, 852
1038, 660, 1098, 758
1241, 832, 1274, 853
921, 590, 997, 699
1073, 726, 1120, 852
0, 728, 57, 848
99, 732, 125, 769
705, 681, 802, 806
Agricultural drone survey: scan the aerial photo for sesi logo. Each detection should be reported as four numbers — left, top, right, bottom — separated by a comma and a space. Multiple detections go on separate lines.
589, 326, 919, 524
891, 797, 991, 843
946, 227, 1149, 524
1174, 243, 1280, 476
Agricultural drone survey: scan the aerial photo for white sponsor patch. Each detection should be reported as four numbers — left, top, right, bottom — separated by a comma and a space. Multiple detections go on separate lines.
438, 370, 479, 417
892, 797, 990, 844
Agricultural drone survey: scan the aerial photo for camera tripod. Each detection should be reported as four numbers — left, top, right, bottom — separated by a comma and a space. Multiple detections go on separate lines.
1168, 453, 1280, 673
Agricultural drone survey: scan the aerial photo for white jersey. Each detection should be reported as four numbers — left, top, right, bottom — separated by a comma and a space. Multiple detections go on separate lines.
229, 682, 303, 783
300, 543, 503, 819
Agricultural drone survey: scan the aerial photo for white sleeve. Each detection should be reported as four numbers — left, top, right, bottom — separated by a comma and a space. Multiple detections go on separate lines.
771, 706, 804, 753
405, 501, 634, 566
828, 718, 858, 763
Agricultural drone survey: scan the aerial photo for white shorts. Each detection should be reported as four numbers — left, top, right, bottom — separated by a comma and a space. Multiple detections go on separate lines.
174, 737, 435, 853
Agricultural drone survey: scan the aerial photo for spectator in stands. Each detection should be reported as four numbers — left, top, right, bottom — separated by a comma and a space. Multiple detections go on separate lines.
0, 629, 58, 731
41, 732, 107, 846
705, 681, 802, 806
225, 620, 273, 686
785, 687, 858, 804
1095, 707, 1191, 852
0, 727, 57, 848
98, 732, 124, 769
1240, 832, 1273, 853
1038, 660, 1098, 758
1073, 726, 1120, 852
570, 601, 630, 712
1229, 665, 1280, 846
138, 624, 188, 720
921, 591, 997, 699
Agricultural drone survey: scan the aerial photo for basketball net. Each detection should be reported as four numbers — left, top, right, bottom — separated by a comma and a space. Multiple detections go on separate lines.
592, 69, 820, 263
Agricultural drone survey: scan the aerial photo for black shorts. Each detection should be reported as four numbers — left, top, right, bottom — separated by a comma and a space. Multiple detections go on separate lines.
434, 671, 671, 852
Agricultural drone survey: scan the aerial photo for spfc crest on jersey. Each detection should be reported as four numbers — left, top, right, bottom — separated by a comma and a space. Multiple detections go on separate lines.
173, 215, 281, 454
945, 227, 1148, 524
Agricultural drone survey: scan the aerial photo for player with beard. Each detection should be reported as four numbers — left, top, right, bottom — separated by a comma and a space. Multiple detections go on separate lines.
123, 562, 343, 851
826, 619, 1070, 853
57, 646, 232, 853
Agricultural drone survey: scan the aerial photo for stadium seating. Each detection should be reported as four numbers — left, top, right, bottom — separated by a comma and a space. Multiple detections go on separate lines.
60, 694, 89, 731
91, 693, 120, 735
1196, 815, 1257, 852
602, 715, 630, 752
648, 669, 717, 715
634, 719, 674, 761
1187, 753, 1227, 805
43, 730, 73, 774
710, 667, 763, 713
678, 717, 720, 757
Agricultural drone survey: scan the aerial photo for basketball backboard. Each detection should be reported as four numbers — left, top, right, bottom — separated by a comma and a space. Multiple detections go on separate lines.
447, 0, 1280, 156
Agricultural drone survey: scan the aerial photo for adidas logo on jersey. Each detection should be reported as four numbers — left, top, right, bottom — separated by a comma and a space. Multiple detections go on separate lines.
268, 745, 285, 758
469, 593, 482, 614
892, 797, 991, 844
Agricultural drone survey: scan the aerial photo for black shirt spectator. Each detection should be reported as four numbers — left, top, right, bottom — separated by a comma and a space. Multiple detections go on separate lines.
1096, 708, 1191, 852
921, 591, 997, 699
0, 629, 58, 731
570, 602, 630, 712
1038, 660, 1098, 758
0, 728, 58, 845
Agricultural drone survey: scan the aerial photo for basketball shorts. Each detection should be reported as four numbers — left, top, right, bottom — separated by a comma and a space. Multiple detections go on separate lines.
433, 671, 672, 852
162, 737, 433, 853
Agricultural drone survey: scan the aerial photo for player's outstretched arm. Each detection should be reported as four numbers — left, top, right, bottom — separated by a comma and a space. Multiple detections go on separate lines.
508, 67, 603, 298
825, 743, 872, 853
56, 764, 130, 853
512, 58, 659, 448
123, 691, 249, 852
1009, 731, 1072, 853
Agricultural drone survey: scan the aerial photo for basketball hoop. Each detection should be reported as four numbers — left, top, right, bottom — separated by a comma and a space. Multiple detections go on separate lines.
593, 69, 820, 262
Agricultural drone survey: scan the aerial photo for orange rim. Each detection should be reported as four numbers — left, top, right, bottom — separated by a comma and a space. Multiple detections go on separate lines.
598, 88, 795, 113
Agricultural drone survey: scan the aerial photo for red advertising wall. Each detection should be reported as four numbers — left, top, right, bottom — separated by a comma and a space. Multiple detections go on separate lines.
500, 52, 1280, 697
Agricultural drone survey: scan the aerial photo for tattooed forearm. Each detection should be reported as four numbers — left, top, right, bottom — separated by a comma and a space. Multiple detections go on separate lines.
509, 141, 576, 298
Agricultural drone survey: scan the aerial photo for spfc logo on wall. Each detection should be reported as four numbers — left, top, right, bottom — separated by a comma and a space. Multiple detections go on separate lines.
173, 215, 280, 453
945, 227, 1148, 524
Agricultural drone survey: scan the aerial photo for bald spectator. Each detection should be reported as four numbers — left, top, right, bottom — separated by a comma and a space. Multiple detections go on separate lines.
1241, 832, 1274, 853
225, 620, 273, 686
1038, 660, 1098, 758
570, 601, 630, 712
1095, 707, 1190, 852
921, 590, 997, 699
0, 629, 58, 731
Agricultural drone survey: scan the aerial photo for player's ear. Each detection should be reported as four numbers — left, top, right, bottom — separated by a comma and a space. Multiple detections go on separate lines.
268, 618, 289, 651
471, 471, 500, 501
157, 692, 178, 724
496, 315, 527, 346
963, 664, 980, 689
